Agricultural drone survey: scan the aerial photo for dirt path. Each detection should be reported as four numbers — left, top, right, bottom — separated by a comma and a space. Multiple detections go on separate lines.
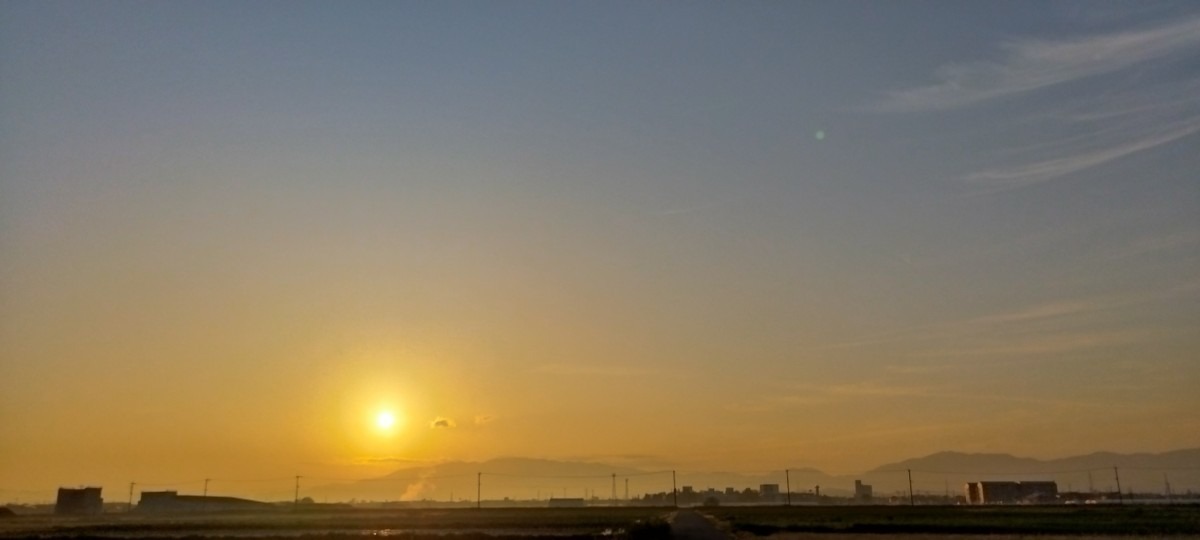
668, 509, 732, 540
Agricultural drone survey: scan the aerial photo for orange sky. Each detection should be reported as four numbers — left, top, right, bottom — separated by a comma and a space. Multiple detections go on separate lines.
2, 2, 1199, 503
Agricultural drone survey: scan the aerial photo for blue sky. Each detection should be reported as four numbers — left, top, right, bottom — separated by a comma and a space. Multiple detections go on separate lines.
1, 1, 1198, 497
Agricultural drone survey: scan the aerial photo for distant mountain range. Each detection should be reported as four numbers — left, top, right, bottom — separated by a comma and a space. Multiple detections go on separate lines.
309, 449, 1200, 502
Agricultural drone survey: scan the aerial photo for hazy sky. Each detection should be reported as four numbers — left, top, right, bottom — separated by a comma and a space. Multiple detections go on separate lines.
2, 1, 1198, 501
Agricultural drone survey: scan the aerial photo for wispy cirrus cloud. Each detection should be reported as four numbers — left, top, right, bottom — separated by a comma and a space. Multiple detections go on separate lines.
911, 328, 1161, 359
873, 16, 1200, 112
1103, 229, 1200, 260
473, 414, 496, 426
966, 300, 1103, 325
532, 362, 655, 377
730, 380, 1103, 414
820, 283, 1200, 373
963, 116, 1200, 189
870, 15, 1200, 191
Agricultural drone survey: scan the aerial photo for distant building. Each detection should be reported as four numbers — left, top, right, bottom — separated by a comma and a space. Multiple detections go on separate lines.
854, 480, 873, 501
137, 491, 272, 513
55, 487, 103, 515
964, 481, 1058, 504
759, 484, 780, 502
547, 497, 585, 508
1017, 481, 1058, 502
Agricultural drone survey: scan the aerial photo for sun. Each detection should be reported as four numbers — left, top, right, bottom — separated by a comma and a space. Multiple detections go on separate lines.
375, 410, 397, 430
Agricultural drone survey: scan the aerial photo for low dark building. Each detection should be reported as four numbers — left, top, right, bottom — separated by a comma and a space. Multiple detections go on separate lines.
546, 497, 585, 508
137, 491, 273, 513
55, 487, 103, 515
964, 481, 1058, 504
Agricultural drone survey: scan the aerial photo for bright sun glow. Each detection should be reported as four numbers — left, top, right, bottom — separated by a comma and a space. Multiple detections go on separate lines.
375, 410, 396, 430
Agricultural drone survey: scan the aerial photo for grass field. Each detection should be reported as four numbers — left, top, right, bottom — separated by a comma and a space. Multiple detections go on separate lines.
2, 505, 1199, 539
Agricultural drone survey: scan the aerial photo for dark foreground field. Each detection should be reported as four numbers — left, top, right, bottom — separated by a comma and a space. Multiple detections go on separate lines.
0, 507, 671, 540
2, 505, 1198, 539
706, 504, 1200, 537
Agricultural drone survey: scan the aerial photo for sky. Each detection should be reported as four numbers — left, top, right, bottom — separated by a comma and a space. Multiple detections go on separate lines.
1, 1, 1198, 502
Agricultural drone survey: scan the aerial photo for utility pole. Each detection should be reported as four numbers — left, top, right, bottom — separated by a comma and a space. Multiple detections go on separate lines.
1088, 471, 1094, 493
671, 470, 678, 508
785, 469, 792, 506
612, 473, 616, 504
476, 472, 481, 509
203, 478, 210, 513
625, 478, 629, 501
128, 482, 135, 512
294, 476, 301, 510
1113, 467, 1123, 505
1165, 474, 1172, 504
907, 469, 914, 506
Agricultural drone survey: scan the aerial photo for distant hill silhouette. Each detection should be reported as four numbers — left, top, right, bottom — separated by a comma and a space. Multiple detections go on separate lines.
870, 448, 1200, 475
381, 457, 647, 481
856, 448, 1200, 496
308, 449, 1200, 502
870, 451, 1046, 474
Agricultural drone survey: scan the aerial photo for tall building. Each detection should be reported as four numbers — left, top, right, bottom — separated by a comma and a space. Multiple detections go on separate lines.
55, 487, 103, 515
854, 480, 873, 501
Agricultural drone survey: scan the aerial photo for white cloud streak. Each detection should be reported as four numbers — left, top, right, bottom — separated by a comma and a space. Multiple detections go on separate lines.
732, 380, 1103, 413
821, 283, 1200, 371
874, 16, 1200, 112
964, 117, 1200, 189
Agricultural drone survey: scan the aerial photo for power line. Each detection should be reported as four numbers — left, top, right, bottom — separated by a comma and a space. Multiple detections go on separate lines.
671, 470, 678, 508
785, 469, 792, 506
1114, 467, 1123, 505
907, 469, 914, 506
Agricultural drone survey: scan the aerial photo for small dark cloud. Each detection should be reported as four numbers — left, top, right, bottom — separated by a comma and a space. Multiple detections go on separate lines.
474, 414, 496, 425
430, 417, 457, 429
